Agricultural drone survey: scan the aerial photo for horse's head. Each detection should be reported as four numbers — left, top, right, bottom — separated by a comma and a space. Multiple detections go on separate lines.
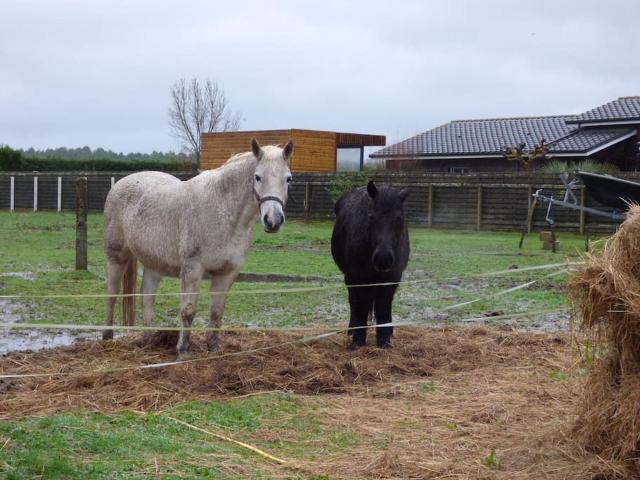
251, 137, 293, 233
366, 181, 409, 272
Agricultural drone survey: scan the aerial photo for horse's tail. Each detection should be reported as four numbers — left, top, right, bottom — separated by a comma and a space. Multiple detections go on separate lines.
121, 256, 137, 326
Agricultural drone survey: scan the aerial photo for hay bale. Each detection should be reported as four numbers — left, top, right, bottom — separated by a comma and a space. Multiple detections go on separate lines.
568, 204, 640, 471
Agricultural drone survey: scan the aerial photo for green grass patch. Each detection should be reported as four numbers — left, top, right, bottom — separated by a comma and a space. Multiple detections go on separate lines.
0, 394, 336, 479
0, 211, 594, 330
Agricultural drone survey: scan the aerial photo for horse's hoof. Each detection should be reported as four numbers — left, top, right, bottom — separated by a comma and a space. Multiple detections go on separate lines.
348, 340, 366, 350
206, 334, 220, 352
102, 330, 114, 341
176, 351, 193, 362
377, 340, 392, 349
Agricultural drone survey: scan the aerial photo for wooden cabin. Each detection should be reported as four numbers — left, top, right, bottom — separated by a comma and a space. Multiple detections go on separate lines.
200, 129, 385, 172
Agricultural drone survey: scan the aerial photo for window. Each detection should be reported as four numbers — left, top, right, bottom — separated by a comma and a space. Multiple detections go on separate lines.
448, 166, 470, 174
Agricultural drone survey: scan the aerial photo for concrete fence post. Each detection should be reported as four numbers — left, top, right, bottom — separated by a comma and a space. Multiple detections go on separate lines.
110, 176, 115, 189
9, 176, 14, 212
57, 176, 62, 212
33, 176, 38, 212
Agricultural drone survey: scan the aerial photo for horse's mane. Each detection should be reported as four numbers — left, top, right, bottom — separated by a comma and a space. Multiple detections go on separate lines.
224, 150, 253, 165
223, 145, 283, 166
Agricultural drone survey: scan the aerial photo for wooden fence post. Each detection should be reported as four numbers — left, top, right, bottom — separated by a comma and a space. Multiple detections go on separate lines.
304, 182, 312, 220
76, 177, 88, 270
579, 186, 586, 234
476, 185, 483, 231
427, 184, 433, 228
527, 185, 534, 233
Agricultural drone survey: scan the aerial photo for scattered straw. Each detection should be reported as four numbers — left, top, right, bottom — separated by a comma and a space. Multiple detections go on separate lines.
0, 325, 624, 478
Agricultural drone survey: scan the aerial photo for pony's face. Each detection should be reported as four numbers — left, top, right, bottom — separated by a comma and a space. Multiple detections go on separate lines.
367, 181, 409, 272
251, 138, 293, 233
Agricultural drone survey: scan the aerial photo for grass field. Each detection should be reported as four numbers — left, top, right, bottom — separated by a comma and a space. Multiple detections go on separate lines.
0, 212, 589, 330
0, 211, 608, 479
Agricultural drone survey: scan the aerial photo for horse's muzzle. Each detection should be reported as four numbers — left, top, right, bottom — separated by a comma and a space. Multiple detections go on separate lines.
372, 249, 395, 272
263, 212, 285, 233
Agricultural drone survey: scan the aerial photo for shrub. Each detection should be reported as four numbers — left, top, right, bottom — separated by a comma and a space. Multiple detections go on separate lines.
0, 145, 23, 171
542, 158, 620, 175
327, 171, 368, 202
4, 155, 197, 172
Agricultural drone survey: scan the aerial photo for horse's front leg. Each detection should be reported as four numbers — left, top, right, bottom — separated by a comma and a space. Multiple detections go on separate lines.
348, 285, 372, 349
104, 259, 127, 340
207, 270, 239, 352
374, 285, 398, 348
176, 263, 203, 360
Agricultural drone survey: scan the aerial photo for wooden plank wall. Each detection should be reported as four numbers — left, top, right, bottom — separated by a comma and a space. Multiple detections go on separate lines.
200, 129, 337, 173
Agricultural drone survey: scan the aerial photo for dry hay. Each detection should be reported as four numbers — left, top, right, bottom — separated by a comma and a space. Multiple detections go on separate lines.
0, 325, 624, 478
568, 204, 640, 475
0, 325, 566, 418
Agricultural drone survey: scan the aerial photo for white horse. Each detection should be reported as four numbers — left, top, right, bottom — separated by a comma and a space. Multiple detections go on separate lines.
103, 138, 293, 358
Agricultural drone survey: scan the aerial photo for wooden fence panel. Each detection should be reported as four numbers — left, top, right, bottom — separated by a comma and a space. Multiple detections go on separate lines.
0, 176, 9, 209
37, 176, 58, 211
12, 176, 33, 210
0, 171, 633, 233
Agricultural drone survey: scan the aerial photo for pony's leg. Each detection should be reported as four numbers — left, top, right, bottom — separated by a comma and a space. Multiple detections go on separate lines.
206, 270, 239, 351
374, 285, 398, 348
103, 259, 127, 340
348, 286, 371, 348
140, 267, 162, 342
176, 263, 203, 359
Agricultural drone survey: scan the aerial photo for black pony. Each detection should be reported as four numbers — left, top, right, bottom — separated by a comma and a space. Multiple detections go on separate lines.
331, 181, 410, 348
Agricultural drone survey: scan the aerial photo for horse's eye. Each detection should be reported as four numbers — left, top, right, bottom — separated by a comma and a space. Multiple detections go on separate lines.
286, 176, 292, 184
255, 174, 261, 182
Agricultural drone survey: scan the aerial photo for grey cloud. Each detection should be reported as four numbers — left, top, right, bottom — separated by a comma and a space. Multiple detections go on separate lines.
1, 0, 639, 152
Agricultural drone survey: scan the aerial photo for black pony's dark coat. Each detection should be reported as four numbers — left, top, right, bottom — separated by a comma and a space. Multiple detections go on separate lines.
331, 182, 410, 348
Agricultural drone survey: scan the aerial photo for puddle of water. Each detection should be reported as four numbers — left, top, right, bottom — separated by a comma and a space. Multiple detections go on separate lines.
0, 271, 36, 280
0, 299, 98, 355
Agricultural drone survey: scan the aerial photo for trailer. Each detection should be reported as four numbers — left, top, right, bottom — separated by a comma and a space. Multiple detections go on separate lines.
519, 171, 640, 250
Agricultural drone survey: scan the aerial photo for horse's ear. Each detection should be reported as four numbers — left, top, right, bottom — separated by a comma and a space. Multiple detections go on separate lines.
399, 188, 409, 203
367, 181, 378, 199
251, 138, 263, 160
283, 139, 294, 163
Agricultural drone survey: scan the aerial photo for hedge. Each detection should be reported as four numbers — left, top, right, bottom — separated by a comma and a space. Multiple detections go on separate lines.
0, 146, 198, 172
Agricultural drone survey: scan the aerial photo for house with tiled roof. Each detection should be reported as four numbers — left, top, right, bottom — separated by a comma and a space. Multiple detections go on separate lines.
371, 97, 640, 172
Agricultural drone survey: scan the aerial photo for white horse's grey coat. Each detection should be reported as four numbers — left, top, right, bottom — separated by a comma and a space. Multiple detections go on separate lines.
103, 139, 293, 358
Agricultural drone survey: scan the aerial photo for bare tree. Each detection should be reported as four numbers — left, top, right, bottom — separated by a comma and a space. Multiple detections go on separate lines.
168, 77, 242, 162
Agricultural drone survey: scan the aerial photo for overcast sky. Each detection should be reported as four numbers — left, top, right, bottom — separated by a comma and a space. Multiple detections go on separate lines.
1, 0, 639, 154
